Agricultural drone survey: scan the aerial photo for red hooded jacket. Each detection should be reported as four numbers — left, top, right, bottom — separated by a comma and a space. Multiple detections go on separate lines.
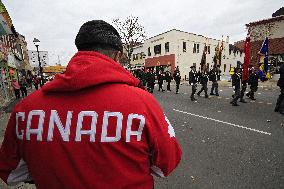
0, 51, 182, 189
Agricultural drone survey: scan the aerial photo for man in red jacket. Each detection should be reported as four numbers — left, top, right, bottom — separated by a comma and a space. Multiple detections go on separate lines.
0, 20, 182, 189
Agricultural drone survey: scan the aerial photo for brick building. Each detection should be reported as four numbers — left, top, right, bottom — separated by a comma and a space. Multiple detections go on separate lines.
234, 16, 284, 72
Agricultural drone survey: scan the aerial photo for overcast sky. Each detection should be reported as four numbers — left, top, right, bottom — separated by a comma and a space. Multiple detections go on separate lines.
2, 0, 283, 65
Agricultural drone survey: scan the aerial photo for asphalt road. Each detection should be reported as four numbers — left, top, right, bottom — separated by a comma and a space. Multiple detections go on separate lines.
154, 82, 284, 189
0, 82, 283, 189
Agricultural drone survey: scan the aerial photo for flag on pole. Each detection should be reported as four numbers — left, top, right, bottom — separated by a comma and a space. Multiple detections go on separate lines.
257, 37, 270, 81
200, 39, 207, 71
242, 31, 250, 81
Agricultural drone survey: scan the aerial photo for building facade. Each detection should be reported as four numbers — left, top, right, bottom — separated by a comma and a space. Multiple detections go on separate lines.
235, 15, 284, 73
130, 29, 244, 79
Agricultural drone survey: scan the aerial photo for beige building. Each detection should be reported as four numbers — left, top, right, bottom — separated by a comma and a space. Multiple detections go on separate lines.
130, 29, 244, 79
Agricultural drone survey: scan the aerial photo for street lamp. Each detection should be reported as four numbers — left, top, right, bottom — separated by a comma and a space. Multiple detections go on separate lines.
33, 38, 43, 86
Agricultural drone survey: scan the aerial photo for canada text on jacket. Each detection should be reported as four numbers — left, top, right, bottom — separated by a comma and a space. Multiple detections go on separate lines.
15, 110, 145, 142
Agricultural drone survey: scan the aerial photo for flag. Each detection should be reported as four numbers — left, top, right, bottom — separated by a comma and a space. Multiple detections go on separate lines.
213, 43, 219, 67
242, 32, 250, 81
200, 44, 207, 71
0, 2, 14, 36
257, 37, 269, 81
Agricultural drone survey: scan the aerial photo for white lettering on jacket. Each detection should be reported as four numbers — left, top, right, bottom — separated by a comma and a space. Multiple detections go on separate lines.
47, 110, 73, 142
101, 111, 123, 142
126, 114, 145, 142
26, 110, 45, 141
16, 110, 145, 142
16, 112, 25, 140
75, 111, 98, 142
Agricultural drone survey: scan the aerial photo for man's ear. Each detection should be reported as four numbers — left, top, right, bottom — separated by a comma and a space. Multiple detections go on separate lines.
113, 51, 122, 63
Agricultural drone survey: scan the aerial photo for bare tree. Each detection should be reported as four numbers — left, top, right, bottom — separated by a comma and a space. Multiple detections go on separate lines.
112, 16, 146, 66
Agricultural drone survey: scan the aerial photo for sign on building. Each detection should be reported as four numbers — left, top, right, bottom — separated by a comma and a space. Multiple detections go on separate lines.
28, 50, 49, 68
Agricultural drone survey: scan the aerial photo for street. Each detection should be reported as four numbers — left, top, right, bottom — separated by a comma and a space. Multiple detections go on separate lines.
0, 82, 283, 189
154, 82, 284, 189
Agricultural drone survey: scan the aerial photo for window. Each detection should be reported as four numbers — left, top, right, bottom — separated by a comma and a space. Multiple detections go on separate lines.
196, 44, 200, 53
183, 42, 186, 52
193, 44, 196, 53
165, 42, 169, 53
207, 46, 210, 54
140, 52, 146, 59
224, 64, 226, 72
154, 44, 161, 55
148, 47, 151, 56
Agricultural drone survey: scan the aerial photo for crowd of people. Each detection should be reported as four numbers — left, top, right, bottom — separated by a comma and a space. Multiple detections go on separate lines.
131, 63, 284, 113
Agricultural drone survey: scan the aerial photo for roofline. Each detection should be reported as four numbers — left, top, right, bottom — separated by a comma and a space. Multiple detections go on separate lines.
147, 29, 223, 42
246, 15, 284, 27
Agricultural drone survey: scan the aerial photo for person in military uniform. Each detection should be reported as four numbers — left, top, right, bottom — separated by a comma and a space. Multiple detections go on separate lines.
173, 66, 181, 94
197, 67, 209, 98
275, 63, 284, 114
189, 65, 198, 101
165, 70, 172, 91
157, 70, 165, 92
246, 67, 259, 100
146, 69, 155, 93
239, 80, 248, 103
230, 67, 242, 106
209, 66, 220, 96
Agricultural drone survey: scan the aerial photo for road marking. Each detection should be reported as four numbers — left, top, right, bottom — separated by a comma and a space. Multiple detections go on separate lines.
173, 109, 271, 136
217, 111, 221, 113
218, 97, 222, 99
225, 98, 230, 100
258, 93, 262, 95
267, 103, 272, 105
184, 93, 188, 95
258, 102, 264, 104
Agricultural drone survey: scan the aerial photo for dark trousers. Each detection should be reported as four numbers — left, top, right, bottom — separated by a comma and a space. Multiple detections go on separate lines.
275, 87, 284, 113
175, 81, 180, 93
167, 81, 171, 91
247, 86, 258, 99
14, 89, 20, 99
20, 87, 27, 97
147, 83, 155, 93
240, 83, 247, 100
198, 83, 208, 96
158, 81, 164, 91
191, 83, 197, 99
211, 81, 219, 95
34, 83, 39, 90
231, 87, 241, 104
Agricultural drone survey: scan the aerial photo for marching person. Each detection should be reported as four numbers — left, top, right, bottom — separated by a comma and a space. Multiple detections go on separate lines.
189, 65, 198, 101
147, 69, 155, 93
246, 67, 259, 101
173, 66, 181, 94
239, 80, 248, 103
230, 67, 242, 106
197, 67, 209, 98
209, 66, 220, 96
0, 20, 182, 189
157, 70, 165, 92
165, 70, 172, 91
275, 63, 284, 114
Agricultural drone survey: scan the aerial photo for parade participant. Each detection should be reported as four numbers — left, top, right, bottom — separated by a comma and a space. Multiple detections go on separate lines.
147, 69, 155, 93
165, 70, 172, 91
189, 65, 198, 101
173, 66, 181, 94
19, 76, 28, 97
157, 70, 165, 92
240, 80, 248, 103
209, 66, 220, 96
197, 67, 209, 98
11, 78, 20, 99
246, 67, 259, 100
0, 20, 182, 189
275, 63, 284, 114
231, 67, 242, 106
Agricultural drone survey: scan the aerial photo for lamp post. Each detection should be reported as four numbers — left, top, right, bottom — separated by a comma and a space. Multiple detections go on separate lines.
33, 38, 43, 87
